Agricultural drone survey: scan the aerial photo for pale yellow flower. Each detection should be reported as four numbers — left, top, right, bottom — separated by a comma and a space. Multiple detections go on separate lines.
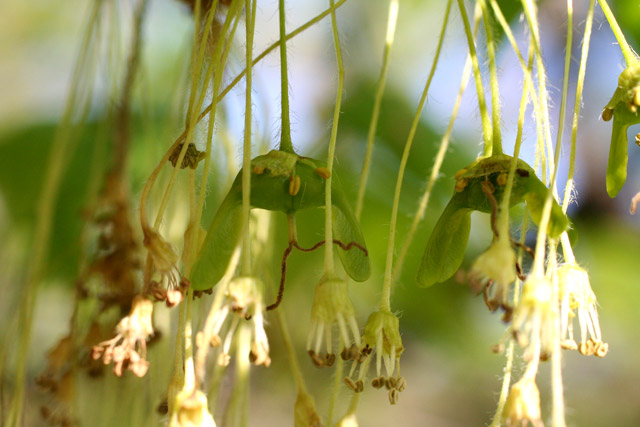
345, 310, 405, 404
205, 276, 271, 367
557, 263, 608, 357
307, 275, 360, 367
510, 275, 554, 360
469, 236, 517, 319
170, 389, 216, 427
502, 377, 543, 427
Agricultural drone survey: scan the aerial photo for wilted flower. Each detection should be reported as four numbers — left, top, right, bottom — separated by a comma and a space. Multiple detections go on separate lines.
143, 227, 181, 291
502, 377, 543, 427
469, 235, 517, 319
92, 295, 154, 377
345, 310, 405, 404
307, 275, 360, 367
557, 263, 608, 357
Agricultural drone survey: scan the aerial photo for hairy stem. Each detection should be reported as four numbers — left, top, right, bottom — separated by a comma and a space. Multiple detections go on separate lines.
479, 0, 502, 155
380, 0, 451, 312
597, 0, 638, 66
241, 0, 257, 276
323, 0, 345, 275
355, 0, 399, 219
457, 0, 493, 156
560, 0, 596, 265
394, 7, 480, 282
278, 0, 294, 153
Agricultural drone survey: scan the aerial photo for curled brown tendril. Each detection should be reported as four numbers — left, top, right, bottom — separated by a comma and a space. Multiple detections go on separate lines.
266, 239, 368, 311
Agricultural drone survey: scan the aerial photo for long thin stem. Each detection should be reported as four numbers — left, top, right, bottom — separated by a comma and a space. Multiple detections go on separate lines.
154, 0, 242, 232
278, 0, 294, 153
523, 1, 574, 425
562, 0, 595, 215
597, 0, 638, 66
553, 0, 574, 396
193, 1, 244, 238
492, 215, 530, 425
379, 0, 451, 312
521, 0, 555, 186
355, 0, 399, 219
457, 0, 493, 156
323, 0, 345, 275
275, 310, 308, 393
479, 0, 502, 155
241, 0, 257, 276
560, 0, 595, 265
498, 31, 535, 248
158, 0, 350, 164
327, 355, 343, 426
393, 54, 472, 282
521, 0, 559, 273
490, 39, 535, 427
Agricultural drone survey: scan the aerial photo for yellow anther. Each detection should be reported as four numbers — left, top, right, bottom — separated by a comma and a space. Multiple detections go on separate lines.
602, 107, 614, 122
344, 377, 358, 391
454, 168, 468, 179
314, 167, 331, 179
634, 87, 640, 107
497, 172, 508, 186
594, 341, 609, 358
455, 178, 468, 193
289, 175, 301, 196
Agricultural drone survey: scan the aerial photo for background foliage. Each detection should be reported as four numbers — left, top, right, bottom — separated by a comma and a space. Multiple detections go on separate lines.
1, 0, 640, 425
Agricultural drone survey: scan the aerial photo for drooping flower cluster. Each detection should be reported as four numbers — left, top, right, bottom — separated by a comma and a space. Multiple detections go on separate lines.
307, 275, 361, 367
92, 295, 154, 377
198, 276, 271, 367
345, 310, 405, 404
469, 234, 517, 320
557, 263, 608, 357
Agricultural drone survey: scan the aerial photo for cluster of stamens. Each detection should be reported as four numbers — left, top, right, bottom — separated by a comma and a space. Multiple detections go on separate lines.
91, 295, 154, 377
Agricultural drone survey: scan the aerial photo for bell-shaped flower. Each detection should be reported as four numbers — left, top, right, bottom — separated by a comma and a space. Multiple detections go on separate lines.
469, 235, 517, 318
169, 389, 216, 427
306, 275, 360, 367
199, 276, 271, 367
556, 263, 608, 357
502, 377, 543, 427
345, 310, 405, 405
510, 275, 555, 360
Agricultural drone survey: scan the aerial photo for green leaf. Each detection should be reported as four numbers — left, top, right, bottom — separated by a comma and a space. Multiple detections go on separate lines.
416, 197, 471, 287
606, 113, 631, 197
523, 177, 570, 239
190, 182, 243, 290
331, 178, 371, 282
